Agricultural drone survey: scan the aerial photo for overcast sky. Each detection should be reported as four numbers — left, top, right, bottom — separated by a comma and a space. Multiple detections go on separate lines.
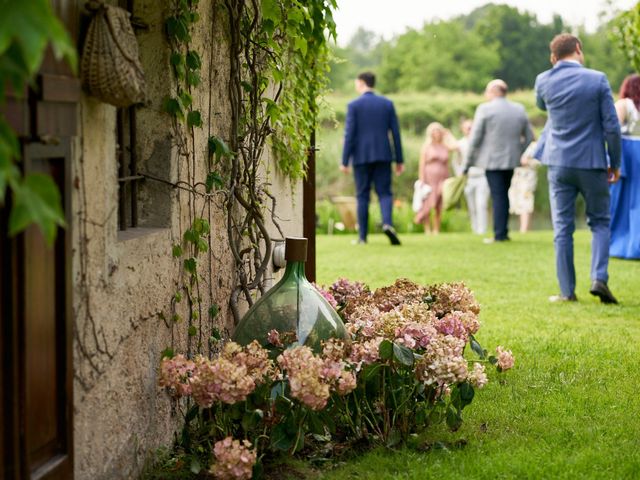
333, 0, 637, 45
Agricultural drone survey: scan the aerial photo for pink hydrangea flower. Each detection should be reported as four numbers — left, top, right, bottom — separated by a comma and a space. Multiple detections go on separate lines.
211, 437, 256, 480
313, 282, 339, 309
349, 337, 383, 367
267, 329, 282, 347
467, 362, 488, 389
190, 356, 255, 407
159, 354, 195, 397
496, 346, 515, 371
415, 334, 468, 386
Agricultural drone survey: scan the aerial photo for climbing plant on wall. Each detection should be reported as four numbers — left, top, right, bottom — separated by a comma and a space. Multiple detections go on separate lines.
0, 0, 77, 244
162, 0, 337, 328
222, 0, 337, 323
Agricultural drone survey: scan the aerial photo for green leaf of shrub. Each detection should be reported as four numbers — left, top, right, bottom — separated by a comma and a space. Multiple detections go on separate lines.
392, 342, 414, 367
446, 407, 463, 431
469, 334, 486, 359
379, 339, 393, 360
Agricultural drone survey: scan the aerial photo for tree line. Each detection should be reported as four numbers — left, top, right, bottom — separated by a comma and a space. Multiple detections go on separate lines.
328, 3, 632, 94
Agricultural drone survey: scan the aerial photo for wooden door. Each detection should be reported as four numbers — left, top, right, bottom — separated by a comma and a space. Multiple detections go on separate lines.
1, 1, 78, 478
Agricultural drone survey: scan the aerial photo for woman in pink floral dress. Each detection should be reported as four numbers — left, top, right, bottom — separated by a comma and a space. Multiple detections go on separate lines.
414, 122, 457, 233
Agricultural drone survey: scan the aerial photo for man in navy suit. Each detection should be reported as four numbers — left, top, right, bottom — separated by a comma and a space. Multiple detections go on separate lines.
535, 34, 621, 303
341, 72, 404, 245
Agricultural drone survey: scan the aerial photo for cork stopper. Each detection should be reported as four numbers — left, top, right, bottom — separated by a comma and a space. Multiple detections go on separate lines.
285, 237, 307, 262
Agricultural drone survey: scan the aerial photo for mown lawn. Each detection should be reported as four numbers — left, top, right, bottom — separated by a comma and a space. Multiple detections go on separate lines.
313, 230, 640, 479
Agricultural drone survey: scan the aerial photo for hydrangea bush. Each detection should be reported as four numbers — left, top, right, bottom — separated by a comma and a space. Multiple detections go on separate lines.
158, 278, 514, 478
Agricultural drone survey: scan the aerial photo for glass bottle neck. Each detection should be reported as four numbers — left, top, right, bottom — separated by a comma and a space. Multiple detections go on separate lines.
281, 261, 306, 282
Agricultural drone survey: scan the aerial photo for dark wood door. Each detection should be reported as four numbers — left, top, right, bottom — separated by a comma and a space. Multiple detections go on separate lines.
0, 142, 74, 480
1, 2, 78, 478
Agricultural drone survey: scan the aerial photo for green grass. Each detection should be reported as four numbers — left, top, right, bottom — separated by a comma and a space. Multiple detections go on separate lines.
313, 230, 640, 479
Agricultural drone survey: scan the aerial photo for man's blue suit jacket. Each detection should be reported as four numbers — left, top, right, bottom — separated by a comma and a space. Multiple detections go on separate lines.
534, 61, 621, 170
342, 91, 403, 167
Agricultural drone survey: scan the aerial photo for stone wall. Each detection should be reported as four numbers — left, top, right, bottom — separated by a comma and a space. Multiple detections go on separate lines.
72, 1, 303, 478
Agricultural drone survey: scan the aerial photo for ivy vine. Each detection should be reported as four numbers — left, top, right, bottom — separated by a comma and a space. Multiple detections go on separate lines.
222, 0, 337, 323
160, 0, 336, 331
612, 4, 640, 73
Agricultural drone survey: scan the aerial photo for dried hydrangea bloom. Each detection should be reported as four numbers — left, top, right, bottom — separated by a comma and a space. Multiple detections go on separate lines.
395, 322, 437, 349
278, 346, 330, 410
370, 278, 429, 312
159, 354, 195, 397
312, 282, 339, 309
434, 312, 469, 341
467, 362, 488, 389
211, 437, 256, 480
349, 337, 383, 368
329, 278, 371, 307
267, 329, 283, 347
415, 334, 468, 386
190, 356, 255, 407
495, 346, 515, 371
425, 282, 481, 317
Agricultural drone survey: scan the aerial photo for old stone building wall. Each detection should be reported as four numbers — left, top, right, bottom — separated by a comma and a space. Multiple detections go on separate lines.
72, 1, 302, 478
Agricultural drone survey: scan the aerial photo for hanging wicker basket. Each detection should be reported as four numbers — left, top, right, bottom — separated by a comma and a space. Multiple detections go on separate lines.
81, 2, 146, 107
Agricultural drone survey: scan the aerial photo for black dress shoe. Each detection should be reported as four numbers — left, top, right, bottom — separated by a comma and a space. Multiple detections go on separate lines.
589, 280, 618, 304
382, 225, 401, 246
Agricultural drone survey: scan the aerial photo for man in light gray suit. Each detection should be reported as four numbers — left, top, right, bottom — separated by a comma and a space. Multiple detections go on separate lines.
465, 79, 534, 242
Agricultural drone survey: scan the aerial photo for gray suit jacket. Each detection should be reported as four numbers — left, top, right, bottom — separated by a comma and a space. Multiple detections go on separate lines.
466, 97, 534, 171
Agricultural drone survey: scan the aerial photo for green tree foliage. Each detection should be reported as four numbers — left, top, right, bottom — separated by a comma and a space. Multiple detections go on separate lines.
327, 27, 384, 93
611, 2, 640, 78
328, 2, 629, 94
466, 4, 565, 89
378, 21, 499, 93
0, 0, 76, 244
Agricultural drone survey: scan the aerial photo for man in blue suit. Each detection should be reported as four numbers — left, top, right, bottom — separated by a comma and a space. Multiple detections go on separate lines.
341, 72, 404, 245
535, 34, 621, 303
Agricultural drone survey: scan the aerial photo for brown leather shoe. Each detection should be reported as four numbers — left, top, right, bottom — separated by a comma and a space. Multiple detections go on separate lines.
589, 281, 618, 304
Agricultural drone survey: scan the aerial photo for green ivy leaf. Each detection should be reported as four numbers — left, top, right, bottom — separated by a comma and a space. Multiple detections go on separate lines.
184, 257, 197, 274
187, 110, 202, 128
160, 347, 175, 359
186, 50, 201, 70
197, 238, 208, 253
174, 291, 182, 303
208, 136, 232, 163
193, 218, 210, 234
205, 171, 223, 192
163, 97, 184, 120
188, 325, 197, 336
261, 0, 280, 22
9, 172, 65, 245
187, 71, 200, 86
209, 305, 220, 320
172, 244, 183, 257
183, 229, 198, 244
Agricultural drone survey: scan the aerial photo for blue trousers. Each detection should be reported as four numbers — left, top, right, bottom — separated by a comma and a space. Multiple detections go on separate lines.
354, 162, 393, 241
485, 169, 514, 241
548, 166, 611, 297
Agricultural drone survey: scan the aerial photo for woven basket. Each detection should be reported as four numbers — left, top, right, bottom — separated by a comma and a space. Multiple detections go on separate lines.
81, 3, 146, 107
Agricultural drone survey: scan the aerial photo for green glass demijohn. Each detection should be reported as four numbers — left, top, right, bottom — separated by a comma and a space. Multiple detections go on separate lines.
232, 237, 348, 352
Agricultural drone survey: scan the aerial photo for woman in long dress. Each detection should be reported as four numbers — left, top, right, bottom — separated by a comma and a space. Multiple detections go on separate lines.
610, 74, 640, 259
414, 122, 457, 234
